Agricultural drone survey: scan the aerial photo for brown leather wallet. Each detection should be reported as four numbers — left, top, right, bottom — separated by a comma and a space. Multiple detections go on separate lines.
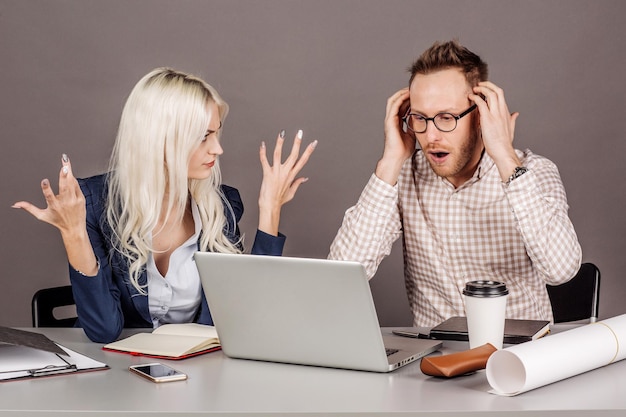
420, 343, 497, 377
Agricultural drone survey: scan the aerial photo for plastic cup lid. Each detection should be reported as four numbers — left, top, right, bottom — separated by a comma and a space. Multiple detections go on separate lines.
463, 280, 509, 297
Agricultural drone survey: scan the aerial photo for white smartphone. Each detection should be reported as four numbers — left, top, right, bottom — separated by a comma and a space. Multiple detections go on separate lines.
129, 363, 187, 383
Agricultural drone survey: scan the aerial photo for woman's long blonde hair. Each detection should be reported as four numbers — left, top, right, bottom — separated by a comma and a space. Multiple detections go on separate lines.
106, 68, 241, 293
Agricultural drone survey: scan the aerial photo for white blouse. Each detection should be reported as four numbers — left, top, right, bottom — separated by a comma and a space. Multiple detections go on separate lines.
147, 201, 203, 328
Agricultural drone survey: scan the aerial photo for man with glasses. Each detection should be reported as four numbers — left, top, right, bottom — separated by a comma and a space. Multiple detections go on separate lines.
329, 40, 581, 327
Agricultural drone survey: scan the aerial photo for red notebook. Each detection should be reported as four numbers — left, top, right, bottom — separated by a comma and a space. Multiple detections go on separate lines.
102, 323, 221, 360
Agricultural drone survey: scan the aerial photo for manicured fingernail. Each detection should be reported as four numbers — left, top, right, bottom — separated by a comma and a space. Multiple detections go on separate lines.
297, 129, 303, 139
42, 179, 49, 187
279, 130, 285, 138
62, 166, 69, 175
261, 141, 266, 149
310, 140, 318, 149
62, 153, 69, 163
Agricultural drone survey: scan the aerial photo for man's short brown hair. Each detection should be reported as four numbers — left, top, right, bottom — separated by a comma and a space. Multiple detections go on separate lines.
408, 40, 488, 87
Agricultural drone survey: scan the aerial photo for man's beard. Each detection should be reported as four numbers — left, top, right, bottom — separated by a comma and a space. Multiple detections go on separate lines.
427, 128, 482, 182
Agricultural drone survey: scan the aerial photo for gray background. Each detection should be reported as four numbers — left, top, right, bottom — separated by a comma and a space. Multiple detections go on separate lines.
1, 0, 625, 327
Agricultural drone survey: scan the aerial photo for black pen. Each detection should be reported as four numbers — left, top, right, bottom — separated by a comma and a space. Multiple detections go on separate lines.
392, 329, 435, 339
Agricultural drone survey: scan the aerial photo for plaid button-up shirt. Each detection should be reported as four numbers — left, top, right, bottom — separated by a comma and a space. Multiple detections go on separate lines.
329, 149, 582, 327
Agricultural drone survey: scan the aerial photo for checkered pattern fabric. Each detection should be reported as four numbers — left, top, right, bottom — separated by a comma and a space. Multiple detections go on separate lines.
329, 149, 582, 327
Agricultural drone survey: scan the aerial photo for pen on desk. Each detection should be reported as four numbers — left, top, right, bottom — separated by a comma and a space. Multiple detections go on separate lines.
392, 330, 435, 339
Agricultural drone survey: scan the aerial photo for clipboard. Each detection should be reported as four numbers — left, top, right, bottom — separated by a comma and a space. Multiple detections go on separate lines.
0, 327, 108, 382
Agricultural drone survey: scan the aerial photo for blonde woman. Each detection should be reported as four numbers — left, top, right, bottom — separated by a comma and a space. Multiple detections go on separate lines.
14, 68, 317, 343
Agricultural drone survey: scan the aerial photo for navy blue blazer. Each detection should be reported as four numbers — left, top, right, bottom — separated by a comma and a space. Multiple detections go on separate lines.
70, 174, 285, 343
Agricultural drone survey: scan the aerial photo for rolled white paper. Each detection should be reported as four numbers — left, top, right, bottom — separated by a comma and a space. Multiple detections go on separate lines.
486, 314, 626, 396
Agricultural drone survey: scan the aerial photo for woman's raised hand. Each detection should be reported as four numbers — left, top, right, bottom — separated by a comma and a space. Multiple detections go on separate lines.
13, 154, 99, 275
13, 154, 87, 235
258, 130, 317, 236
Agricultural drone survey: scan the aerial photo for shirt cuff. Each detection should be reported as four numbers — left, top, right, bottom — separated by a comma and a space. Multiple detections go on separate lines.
358, 174, 399, 216
502, 170, 540, 221
251, 230, 286, 256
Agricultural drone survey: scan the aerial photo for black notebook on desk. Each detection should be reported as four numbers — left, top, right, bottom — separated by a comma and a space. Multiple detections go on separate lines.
429, 316, 550, 344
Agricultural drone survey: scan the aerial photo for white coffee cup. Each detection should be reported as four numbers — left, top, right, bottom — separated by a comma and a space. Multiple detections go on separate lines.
463, 281, 509, 349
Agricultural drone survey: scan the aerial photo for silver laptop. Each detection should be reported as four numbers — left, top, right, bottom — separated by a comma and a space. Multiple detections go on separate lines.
194, 252, 441, 372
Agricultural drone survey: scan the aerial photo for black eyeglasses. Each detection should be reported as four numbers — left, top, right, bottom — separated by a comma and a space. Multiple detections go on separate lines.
403, 104, 477, 133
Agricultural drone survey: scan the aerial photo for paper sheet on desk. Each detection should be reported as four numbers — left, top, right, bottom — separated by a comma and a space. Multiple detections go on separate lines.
0, 343, 108, 381
486, 314, 626, 396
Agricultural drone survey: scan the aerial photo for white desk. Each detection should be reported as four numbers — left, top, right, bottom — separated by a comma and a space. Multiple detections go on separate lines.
1, 327, 625, 416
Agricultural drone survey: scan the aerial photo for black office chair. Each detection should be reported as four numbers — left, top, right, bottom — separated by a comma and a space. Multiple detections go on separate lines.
546, 263, 600, 323
31, 285, 77, 327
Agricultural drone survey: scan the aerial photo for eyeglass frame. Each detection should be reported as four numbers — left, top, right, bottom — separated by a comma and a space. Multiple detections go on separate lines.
402, 104, 477, 134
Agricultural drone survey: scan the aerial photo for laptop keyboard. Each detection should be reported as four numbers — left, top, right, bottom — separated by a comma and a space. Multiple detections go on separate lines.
386, 348, 399, 356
